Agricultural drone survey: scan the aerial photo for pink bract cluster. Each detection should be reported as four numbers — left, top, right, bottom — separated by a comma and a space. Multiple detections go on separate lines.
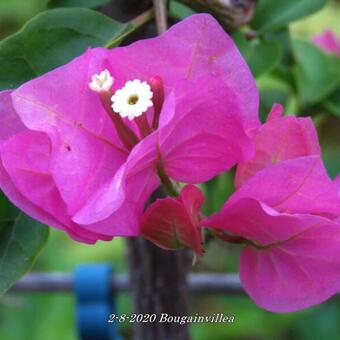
0, 15, 259, 243
1, 15, 340, 313
203, 104, 340, 312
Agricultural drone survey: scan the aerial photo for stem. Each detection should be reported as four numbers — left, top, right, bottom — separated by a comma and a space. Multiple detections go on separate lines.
127, 188, 190, 340
211, 229, 248, 245
127, 239, 190, 339
130, 7, 155, 29
100, 93, 139, 150
105, 8, 155, 48
153, 0, 168, 34
135, 114, 152, 138
156, 160, 179, 197
210, 229, 285, 250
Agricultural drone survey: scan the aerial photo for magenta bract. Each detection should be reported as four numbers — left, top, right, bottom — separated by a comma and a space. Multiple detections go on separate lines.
203, 107, 340, 312
312, 30, 340, 56
141, 185, 204, 255
205, 198, 340, 312
0, 14, 259, 242
235, 104, 320, 188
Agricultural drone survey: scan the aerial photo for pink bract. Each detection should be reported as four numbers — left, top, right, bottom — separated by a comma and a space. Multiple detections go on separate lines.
204, 198, 340, 312
0, 14, 259, 242
141, 185, 204, 255
235, 104, 320, 188
203, 107, 340, 312
312, 30, 340, 56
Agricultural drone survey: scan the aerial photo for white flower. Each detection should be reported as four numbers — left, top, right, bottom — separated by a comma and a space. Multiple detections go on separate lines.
111, 79, 153, 120
89, 69, 114, 93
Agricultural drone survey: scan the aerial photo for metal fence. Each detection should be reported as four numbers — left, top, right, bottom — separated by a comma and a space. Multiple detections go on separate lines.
9, 272, 340, 298
11, 272, 243, 294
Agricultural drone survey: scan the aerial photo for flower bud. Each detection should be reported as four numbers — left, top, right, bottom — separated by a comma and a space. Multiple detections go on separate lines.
141, 185, 205, 255
149, 75, 164, 129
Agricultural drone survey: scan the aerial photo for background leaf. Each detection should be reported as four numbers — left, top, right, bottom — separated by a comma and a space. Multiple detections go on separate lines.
317, 115, 340, 178
233, 33, 282, 78
292, 40, 340, 105
47, 0, 110, 8
252, 0, 327, 33
202, 172, 234, 216
169, 0, 195, 20
0, 193, 49, 295
323, 87, 340, 117
293, 301, 340, 340
0, 8, 132, 90
266, 28, 294, 67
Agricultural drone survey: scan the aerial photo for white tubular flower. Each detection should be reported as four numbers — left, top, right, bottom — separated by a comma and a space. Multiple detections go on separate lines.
111, 79, 153, 120
89, 69, 114, 93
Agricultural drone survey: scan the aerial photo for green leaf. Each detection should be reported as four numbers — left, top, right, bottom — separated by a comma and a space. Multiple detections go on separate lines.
257, 72, 294, 119
169, 0, 196, 20
266, 28, 294, 67
317, 115, 340, 178
292, 40, 340, 106
48, 0, 110, 8
0, 8, 133, 90
0, 193, 49, 295
323, 87, 340, 117
233, 33, 282, 78
252, 0, 327, 33
259, 88, 290, 120
294, 301, 340, 340
202, 172, 234, 216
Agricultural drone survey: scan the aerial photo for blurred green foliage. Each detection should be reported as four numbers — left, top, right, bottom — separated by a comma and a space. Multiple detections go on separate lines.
0, 0, 46, 37
231, 31, 283, 78
47, 0, 110, 8
252, 0, 327, 33
0, 8, 134, 90
0, 193, 48, 295
1, 0, 340, 339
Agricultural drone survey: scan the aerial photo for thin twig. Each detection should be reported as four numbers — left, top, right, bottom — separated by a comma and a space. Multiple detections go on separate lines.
153, 0, 168, 34
129, 7, 155, 29
105, 8, 155, 48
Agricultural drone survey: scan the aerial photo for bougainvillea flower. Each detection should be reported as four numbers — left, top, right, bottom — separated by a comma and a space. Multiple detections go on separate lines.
0, 14, 259, 242
141, 185, 204, 255
312, 30, 340, 56
203, 107, 340, 312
